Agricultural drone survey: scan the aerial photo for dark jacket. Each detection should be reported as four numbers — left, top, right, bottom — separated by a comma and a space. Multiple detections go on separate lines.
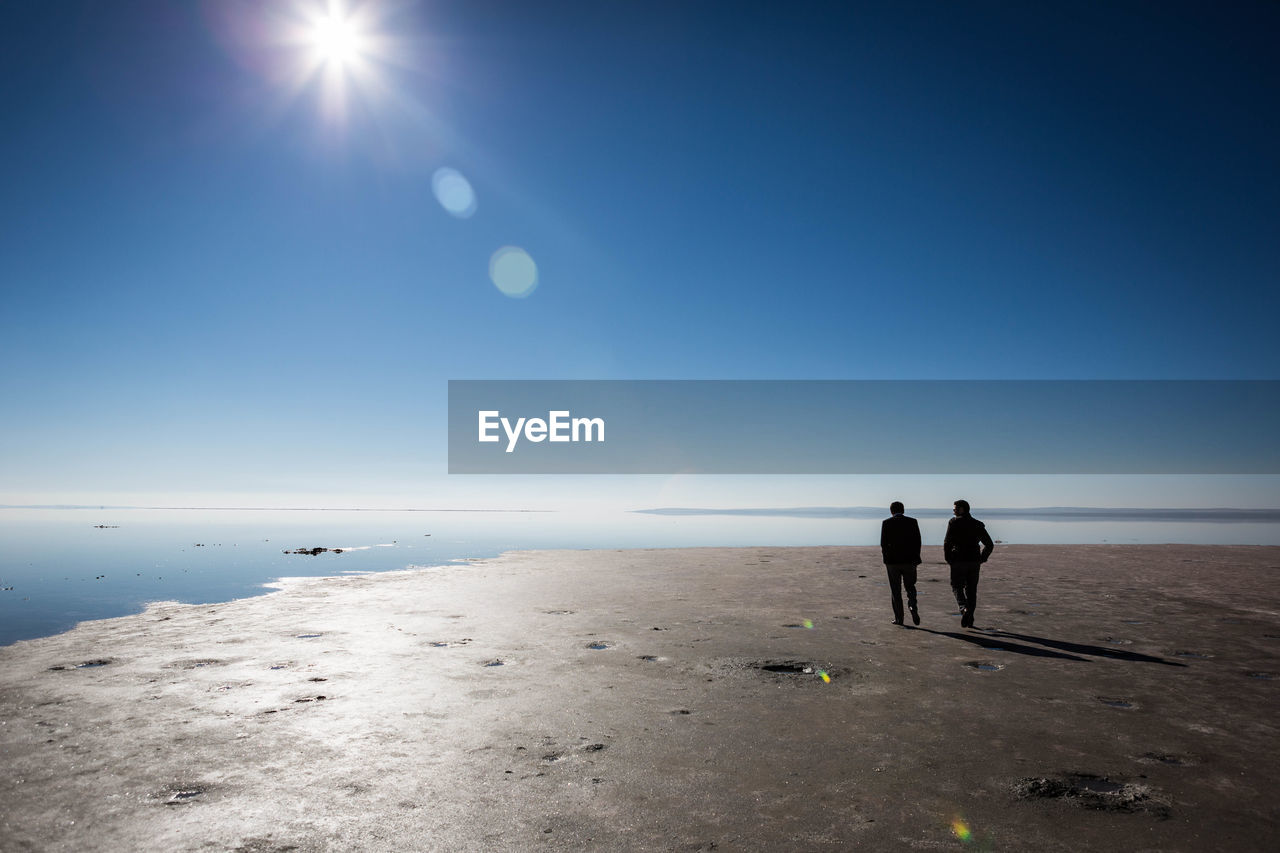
944, 515, 994, 564
880, 514, 922, 565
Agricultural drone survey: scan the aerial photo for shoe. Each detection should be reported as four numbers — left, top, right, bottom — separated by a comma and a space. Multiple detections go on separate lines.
960, 608, 972, 628
910, 607, 920, 626
891, 619, 904, 626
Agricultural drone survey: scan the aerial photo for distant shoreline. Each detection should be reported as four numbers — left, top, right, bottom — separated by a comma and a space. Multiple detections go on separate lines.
637, 506, 1280, 521
0, 505, 555, 513
5, 505, 1279, 522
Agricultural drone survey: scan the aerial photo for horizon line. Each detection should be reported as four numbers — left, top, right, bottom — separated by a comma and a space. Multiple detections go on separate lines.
636, 506, 1280, 521
0, 505, 556, 513
2, 504, 1279, 520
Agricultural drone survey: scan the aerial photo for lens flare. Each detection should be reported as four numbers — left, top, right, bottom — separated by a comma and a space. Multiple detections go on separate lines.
489, 246, 538, 298
818, 670, 831, 683
431, 167, 477, 218
802, 619, 814, 629
951, 818, 972, 842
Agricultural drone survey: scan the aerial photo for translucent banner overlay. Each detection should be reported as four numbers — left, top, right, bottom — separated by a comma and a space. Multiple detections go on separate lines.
447, 380, 1280, 474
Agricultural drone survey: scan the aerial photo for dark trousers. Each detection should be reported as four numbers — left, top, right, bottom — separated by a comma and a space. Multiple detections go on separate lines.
885, 563, 919, 623
949, 561, 981, 616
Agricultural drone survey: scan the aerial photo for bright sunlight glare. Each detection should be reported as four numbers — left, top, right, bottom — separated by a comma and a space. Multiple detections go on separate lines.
312, 15, 361, 64
286, 1, 391, 125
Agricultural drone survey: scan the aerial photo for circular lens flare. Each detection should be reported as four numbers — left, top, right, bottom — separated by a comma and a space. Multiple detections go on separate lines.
489, 246, 538, 298
432, 168, 477, 218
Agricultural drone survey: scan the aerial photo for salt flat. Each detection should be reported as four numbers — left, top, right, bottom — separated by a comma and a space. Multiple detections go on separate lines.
1, 545, 1277, 851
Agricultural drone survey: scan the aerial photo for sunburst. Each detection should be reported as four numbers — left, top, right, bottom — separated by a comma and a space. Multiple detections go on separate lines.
291, 1, 383, 124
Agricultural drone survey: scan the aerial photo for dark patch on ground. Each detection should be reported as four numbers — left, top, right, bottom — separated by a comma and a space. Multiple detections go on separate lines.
760, 662, 812, 674
49, 659, 113, 671
1013, 773, 1170, 816
732, 659, 844, 682
158, 783, 210, 805
232, 838, 301, 853
965, 661, 1003, 671
169, 658, 223, 669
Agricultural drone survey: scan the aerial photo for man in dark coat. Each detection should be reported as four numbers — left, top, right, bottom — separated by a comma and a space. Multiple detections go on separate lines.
943, 499, 995, 628
880, 501, 922, 626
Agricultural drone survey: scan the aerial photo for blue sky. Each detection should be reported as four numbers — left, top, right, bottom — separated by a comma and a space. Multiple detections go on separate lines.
1, 1, 1278, 509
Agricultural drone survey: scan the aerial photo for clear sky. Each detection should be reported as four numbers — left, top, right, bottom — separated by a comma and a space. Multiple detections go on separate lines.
2, 1, 1278, 509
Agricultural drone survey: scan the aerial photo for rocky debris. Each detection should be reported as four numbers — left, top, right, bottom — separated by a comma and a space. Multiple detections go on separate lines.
283, 547, 344, 555
1013, 774, 1170, 816
48, 659, 113, 671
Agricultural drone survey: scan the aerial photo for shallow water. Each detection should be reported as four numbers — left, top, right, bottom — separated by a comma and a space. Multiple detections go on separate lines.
1, 507, 1278, 646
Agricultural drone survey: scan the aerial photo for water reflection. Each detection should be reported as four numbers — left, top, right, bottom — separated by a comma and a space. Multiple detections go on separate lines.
1, 507, 1277, 646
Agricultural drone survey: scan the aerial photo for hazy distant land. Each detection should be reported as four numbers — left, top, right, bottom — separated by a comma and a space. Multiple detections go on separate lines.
638, 506, 1280, 521
6, 504, 1279, 521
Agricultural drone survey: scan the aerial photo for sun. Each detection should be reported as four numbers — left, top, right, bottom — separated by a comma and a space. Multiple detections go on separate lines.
310, 14, 362, 65
289, 1, 388, 123
239, 0, 401, 125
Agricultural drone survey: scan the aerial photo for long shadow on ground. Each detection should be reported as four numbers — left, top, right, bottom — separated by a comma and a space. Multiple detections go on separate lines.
985, 629, 1187, 667
915, 628, 1090, 661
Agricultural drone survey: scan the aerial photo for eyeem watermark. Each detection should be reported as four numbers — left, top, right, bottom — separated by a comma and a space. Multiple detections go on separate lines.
449, 379, 1280, 473
478, 410, 605, 453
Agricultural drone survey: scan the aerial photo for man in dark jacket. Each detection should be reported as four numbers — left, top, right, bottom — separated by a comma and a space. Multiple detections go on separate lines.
943, 499, 994, 628
880, 501, 922, 626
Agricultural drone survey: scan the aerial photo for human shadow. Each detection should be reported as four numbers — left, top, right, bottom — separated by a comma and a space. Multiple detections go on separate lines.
985, 629, 1187, 667
915, 628, 1090, 662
